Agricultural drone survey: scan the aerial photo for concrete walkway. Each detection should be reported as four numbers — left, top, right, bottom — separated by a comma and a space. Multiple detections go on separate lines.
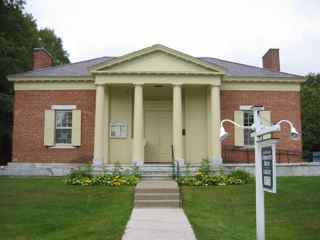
122, 208, 197, 240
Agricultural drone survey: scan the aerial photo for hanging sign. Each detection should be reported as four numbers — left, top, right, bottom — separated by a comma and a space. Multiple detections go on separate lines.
258, 139, 278, 193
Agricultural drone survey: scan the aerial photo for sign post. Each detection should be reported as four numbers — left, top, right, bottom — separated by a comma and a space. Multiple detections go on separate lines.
220, 104, 299, 240
252, 106, 266, 240
253, 107, 278, 240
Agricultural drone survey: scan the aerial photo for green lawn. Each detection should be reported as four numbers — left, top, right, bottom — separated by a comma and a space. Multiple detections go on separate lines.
0, 177, 134, 240
182, 176, 320, 240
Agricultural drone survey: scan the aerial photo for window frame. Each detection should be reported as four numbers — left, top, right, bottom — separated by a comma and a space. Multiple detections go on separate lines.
50, 105, 76, 147
110, 121, 128, 139
243, 110, 255, 147
54, 110, 73, 145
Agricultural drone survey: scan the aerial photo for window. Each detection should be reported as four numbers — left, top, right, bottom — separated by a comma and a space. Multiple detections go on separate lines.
110, 122, 128, 138
243, 111, 254, 146
55, 110, 72, 144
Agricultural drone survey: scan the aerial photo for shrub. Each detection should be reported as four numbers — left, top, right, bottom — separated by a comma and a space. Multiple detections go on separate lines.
69, 165, 92, 178
229, 170, 254, 184
178, 167, 251, 187
198, 159, 211, 175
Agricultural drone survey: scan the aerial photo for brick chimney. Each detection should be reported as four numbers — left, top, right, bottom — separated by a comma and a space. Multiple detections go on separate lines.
32, 48, 53, 70
262, 48, 280, 72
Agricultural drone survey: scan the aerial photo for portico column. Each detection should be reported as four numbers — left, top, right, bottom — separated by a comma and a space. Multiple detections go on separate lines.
173, 84, 184, 164
103, 86, 110, 165
93, 84, 105, 166
208, 84, 222, 166
132, 84, 144, 166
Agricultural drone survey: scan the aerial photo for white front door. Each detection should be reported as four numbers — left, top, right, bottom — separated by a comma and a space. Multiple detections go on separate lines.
145, 101, 172, 163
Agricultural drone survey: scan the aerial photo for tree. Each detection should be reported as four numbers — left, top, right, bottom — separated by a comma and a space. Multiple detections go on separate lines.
38, 28, 70, 65
301, 73, 320, 156
0, 0, 70, 164
0, 0, 39, 93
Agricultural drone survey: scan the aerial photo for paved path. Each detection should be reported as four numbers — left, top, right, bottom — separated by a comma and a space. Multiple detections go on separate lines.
122, 208, 197, 240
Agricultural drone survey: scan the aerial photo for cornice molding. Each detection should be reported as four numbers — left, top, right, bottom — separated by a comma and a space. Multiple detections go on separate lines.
8, 76, 93, 83
91, 71, 222, 76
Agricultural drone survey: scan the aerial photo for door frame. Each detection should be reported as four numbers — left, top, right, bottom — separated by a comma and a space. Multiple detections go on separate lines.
144, 100, 172, 163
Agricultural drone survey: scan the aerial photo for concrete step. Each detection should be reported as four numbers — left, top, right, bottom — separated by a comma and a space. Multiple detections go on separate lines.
135, 187, 179, 194
134, 180, 181, 207
135, 181, 179, 193
141, 175, 174, 181
140, 172, 174, 176
135, 200, 181, 208
135, 193, 180, 201
140, 171, 174, 175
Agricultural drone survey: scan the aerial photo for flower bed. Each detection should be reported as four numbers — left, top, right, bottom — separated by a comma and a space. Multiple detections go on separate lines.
65, 165, 140, 186
178, 160, 253, 186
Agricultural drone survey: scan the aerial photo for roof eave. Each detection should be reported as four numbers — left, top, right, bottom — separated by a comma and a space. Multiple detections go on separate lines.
8, 75, 93, 82
224, 75, 306, 83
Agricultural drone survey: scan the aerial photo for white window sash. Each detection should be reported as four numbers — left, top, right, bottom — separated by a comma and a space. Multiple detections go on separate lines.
55, 110, 73, 144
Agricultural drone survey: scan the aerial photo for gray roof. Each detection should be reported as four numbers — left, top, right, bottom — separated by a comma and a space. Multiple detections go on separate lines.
199, 57, 302, 78
10, 55, 302, 78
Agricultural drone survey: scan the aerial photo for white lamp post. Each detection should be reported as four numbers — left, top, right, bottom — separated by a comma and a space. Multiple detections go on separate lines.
220, 105, 299, 240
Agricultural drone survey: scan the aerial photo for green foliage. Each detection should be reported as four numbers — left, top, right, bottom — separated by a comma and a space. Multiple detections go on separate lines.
0, 1, 70, 163
229, 170, 254, 184
65, 174, 140, 187
65, 165, 140, 187
38, 28, 70, 65
178, 171, 248, 187
179, 160, 251, 187
68, 164, 92, 179
301, 73, 320, 156
198, 158, 211, 175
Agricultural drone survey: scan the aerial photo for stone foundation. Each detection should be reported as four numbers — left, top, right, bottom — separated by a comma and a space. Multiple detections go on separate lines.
1, 162, 320, 177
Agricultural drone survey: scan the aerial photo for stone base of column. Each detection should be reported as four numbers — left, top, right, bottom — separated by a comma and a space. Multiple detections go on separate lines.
92, 159, 103, 169
174, 158, 185, 166
132, 160, 144, 166
209, 156, 223, 169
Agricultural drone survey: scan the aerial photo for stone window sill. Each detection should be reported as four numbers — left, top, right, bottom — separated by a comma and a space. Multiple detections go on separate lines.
49, 145, 76, 149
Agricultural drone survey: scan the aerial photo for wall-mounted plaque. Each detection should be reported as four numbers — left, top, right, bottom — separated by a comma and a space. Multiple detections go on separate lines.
110, 121, 128, 139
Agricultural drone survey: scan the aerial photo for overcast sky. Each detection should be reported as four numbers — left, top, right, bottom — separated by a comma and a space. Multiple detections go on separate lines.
25, 0, 320, 75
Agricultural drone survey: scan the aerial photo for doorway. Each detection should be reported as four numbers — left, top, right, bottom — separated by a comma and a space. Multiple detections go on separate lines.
144, 101, 172, 163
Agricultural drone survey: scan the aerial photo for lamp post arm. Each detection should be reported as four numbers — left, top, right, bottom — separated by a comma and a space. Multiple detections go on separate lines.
275, 119, 294, 129
220, 119, 252, 129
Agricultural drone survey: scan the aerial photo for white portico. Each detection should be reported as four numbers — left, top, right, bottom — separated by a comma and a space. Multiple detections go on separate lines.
91, 45, 224, 166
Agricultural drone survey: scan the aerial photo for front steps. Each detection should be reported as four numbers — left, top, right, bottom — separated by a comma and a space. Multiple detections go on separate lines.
140, 164, 175, 181
134, 180, 181, 208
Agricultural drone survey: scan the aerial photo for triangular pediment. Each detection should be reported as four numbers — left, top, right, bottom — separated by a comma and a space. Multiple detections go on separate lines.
90, 44, 225, 75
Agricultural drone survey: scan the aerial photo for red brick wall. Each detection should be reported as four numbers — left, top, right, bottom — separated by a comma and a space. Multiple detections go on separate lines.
221, 90, 303, 163
12, 90, 95, 163
12, 89, 303, 164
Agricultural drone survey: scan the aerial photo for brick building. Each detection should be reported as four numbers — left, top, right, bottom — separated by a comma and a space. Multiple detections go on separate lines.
7, 45, 304, 167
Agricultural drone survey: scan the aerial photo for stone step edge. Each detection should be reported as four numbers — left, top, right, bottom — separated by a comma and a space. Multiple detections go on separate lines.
134, 200, 181, 208
135, 193, 180, 196
135, 193, 180, 199
135, 199, 181, 203
135, 189, 179, 193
